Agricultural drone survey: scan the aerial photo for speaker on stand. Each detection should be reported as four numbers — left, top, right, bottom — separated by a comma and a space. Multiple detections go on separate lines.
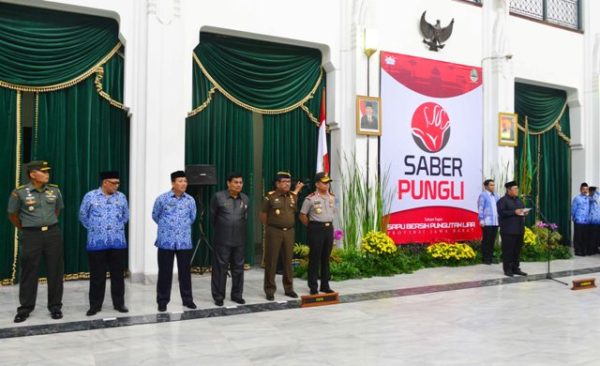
185, 165, 217, 273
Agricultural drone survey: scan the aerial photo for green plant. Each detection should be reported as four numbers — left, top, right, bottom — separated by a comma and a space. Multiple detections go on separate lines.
361, 231, 397, 256
293, 243, 310, 259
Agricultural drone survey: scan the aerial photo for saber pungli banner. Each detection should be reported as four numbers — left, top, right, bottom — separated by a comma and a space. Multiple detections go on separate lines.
380, 51, 482, 244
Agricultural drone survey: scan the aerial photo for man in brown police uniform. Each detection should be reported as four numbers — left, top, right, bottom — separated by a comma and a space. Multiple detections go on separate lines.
7, 161, 64, 323
260, 171, 303, 301
299, 172, 336, 295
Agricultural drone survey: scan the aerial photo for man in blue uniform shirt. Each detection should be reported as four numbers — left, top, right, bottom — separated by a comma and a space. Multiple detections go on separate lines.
477, 179, 500, 265
587, 186, 600, 255
152, 170, 197, 312
571, 182, 590, 256
79, 171, 129, 316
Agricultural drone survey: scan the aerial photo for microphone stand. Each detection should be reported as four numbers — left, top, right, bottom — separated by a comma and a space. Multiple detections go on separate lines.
522, 195, 568, 286
190, 190, 213, 274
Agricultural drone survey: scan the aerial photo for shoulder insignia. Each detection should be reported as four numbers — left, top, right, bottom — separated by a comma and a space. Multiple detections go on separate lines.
15, 185, 25, 190
11, 191, 18, 198
48, 184, 59, 188
306, 192, 316, 198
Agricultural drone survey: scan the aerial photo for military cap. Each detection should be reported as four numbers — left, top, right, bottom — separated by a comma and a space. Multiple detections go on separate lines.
27, 160, 51, 172
275, 171, 292, 181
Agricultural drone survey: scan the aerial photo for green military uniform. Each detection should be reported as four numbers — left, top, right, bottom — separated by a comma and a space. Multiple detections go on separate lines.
262, 189, 298, 297
7, 161, 64, 320
300, 172, 336, 293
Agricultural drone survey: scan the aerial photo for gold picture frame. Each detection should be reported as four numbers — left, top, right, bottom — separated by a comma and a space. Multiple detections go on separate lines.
356, 95, 382, 136
498, 112, 518, 147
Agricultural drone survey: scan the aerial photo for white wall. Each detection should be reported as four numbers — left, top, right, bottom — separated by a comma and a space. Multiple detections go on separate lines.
4, 0, 598, 277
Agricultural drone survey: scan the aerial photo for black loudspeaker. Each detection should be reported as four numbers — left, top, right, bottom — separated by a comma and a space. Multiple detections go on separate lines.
185, 165, 217, 185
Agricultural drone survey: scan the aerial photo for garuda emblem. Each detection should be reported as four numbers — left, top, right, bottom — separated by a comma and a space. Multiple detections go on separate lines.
420, 11, 454, 52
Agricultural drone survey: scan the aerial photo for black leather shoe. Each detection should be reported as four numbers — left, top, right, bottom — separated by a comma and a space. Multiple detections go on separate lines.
231, 297, 246, 305
50, 310, 63, 320
14, 313, 28, 323
266, 294, 275, 301
309, 289, 318, 295
158, 304, 167, 312
183, 302, 197, 310
513, 269, 528, 276
504, 271, 514, 277
285, 291, 299, 299
114, 305, 129, 313
86, 308, 100, 316
321, 288, 335, 294
214, 300, 224, 307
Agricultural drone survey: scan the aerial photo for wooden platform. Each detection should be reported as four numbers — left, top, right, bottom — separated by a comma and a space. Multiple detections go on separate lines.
300, 292, 340, 308
571, 278, 596, 291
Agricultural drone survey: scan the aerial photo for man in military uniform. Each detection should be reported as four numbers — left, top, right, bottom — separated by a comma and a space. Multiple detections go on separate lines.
497, 181, 529, 277
210, 172, 249, 307
7, 161, 64, 323
299, 172, 336, 295
260, 171, 304, 301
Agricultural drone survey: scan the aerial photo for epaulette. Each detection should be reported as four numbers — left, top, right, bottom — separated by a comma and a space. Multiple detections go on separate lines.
306, 192, 316, 198
15, 185, 26, 190
267, 190, 275, 196
48, 184, 59, 188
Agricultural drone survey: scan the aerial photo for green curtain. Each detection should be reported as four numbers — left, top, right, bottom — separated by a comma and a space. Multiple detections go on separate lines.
514, 82, 571, 243
195, 32, 322, 110
0, 2, 119, 87
33, 75, 129, 276
185, 92, 255, 266
0, 88, 18, 284
262, 79, 324, 245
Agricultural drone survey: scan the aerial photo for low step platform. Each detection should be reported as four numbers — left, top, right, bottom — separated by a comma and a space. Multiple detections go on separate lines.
300, 292, 340, 308
571, 278, 596, 291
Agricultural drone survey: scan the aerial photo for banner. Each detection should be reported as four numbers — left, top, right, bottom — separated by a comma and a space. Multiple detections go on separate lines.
380, 52, 482, 244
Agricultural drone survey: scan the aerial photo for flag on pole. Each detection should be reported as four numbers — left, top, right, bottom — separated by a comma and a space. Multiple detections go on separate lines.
316, 93, 329, 173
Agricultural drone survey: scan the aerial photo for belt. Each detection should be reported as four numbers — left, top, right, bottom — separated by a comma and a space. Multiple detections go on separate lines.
309, 221, 333, 227
268, 225, 294, 231
22, 224, 57, 232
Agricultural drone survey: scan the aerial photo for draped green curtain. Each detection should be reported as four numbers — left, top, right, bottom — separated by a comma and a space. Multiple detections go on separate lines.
514, 82, 571, 243
195, 32, 322, 111
34, 76, 129, 277
186, 32, 324, 265
0, 3, 129, 281
262, 79, 325, 245
0, 88, 18, 284
0, 2, 119, 87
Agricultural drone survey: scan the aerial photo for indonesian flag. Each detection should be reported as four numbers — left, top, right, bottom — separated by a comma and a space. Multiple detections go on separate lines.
316, 94, 329, 173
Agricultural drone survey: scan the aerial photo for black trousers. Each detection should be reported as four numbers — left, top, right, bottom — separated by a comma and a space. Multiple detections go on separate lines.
157, 248, 193, 305
481, 226, 498, 264
18, 226, 64, 315
573, 223, 590, 255
307, 222, 334, 291
587, 224, 600, 255
500, 233, 523, 273
211, 243, 244, 301
88, 249, 126, 310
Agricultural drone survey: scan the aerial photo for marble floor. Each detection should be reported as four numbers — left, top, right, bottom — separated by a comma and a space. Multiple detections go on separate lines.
1, 256, 600, 364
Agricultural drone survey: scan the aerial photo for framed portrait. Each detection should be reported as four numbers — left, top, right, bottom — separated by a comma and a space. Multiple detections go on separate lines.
356, 95, 382, 136
498, 112, 518, 147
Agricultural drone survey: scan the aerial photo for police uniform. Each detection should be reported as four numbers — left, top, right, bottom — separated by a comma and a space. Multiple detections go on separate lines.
300, 172, 336, 294
7, 161, 64, 322
262, 173, 298, 299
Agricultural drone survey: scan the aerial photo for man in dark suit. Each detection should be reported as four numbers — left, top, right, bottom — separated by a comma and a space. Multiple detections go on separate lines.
497, 181, 529, 277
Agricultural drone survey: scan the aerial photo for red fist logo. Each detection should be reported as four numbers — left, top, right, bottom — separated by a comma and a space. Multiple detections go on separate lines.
411, 102, 451, 153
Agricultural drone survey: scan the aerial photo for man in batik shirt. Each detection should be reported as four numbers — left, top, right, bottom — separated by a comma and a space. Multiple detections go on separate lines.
152, 170, 197, 312
79, 171, 130, 316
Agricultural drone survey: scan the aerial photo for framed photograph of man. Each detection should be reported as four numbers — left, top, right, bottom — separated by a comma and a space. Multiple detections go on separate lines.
356, 96, 382, 136
498, 112, 518, 147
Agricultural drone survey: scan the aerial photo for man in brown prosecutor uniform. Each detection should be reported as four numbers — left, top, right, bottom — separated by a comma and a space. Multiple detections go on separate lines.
7, 161, 64, 323
260, 171, 303, 301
